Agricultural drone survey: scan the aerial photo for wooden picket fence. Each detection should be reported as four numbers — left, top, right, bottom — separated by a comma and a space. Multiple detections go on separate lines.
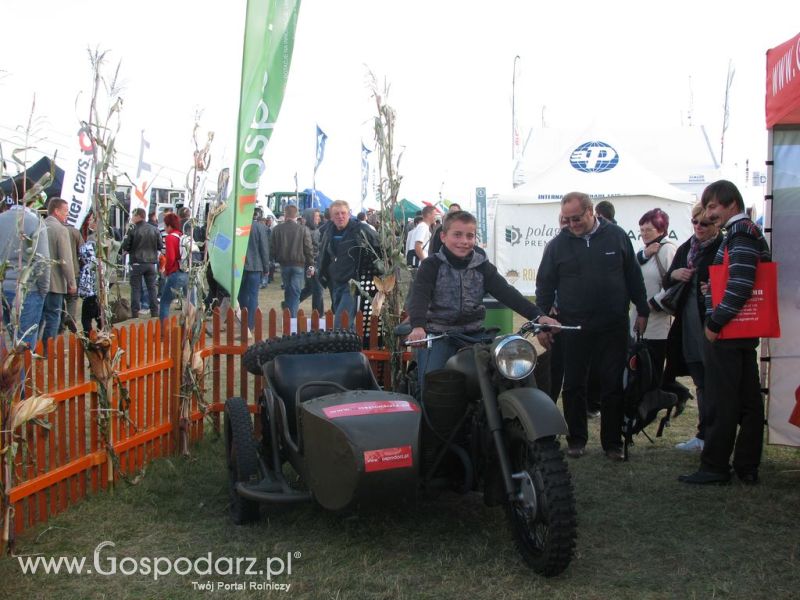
1, 306, 391, 550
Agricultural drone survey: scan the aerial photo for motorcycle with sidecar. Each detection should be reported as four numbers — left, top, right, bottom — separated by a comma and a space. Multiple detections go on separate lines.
228, 323, 577, 576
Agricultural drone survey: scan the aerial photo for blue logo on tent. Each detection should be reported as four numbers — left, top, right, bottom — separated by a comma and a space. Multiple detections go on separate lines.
569, 141, 619, 173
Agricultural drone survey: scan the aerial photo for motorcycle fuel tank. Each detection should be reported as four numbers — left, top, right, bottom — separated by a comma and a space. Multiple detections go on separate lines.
300, 390, 421, 511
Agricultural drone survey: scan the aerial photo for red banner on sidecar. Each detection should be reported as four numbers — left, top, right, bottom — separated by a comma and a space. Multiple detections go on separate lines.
363, 446, 414, 472
323, 400, 420, 419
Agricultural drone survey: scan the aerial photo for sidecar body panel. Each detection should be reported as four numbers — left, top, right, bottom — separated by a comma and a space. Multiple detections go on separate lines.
300, 391, 421, 511
498, 387, 568, 441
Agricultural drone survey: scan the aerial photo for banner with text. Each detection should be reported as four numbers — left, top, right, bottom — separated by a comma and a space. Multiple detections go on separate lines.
208, 0, 301, 303
61, 125, 96, 229
494, 199, 693, 296
475, 187, 486, 247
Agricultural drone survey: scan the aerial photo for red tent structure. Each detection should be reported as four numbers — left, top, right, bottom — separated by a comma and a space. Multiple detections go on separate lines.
766, 31, 800, 128
765, 31, 800, 446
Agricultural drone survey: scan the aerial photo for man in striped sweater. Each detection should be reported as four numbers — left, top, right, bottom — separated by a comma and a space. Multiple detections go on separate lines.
679, 180, 771, 486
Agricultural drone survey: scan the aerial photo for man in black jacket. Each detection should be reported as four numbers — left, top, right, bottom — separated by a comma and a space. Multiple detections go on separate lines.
121, 207, 162, 318
319, 200, 380, 329
536, 192, 648, 461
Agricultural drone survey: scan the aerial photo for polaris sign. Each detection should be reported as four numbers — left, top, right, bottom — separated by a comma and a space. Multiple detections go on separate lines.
569, 141, 619, 173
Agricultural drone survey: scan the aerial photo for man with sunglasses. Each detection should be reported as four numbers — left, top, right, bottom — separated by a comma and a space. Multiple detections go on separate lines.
535, 192, 648, 461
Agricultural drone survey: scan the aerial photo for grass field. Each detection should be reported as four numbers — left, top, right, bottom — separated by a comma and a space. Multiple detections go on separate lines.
2, 273, 800, 599
2, 397, 799, 599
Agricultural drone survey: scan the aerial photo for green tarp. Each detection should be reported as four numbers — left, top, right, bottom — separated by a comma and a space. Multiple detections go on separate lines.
393, 198, 423, 221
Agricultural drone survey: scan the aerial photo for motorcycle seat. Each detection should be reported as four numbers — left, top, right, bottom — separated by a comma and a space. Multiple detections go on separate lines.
267, 352, 381, 436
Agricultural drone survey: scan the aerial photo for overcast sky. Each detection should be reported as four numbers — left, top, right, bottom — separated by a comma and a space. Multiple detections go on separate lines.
2, 0, 798, 208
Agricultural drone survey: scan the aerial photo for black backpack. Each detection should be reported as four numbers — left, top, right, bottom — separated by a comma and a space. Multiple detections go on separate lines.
621, 334, 679, 460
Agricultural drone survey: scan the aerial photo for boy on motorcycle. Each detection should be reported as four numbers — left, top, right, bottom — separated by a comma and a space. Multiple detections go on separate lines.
405, 210, 561, 391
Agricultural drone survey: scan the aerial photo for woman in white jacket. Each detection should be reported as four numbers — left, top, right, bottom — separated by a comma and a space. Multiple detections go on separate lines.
633, 208, 676, 384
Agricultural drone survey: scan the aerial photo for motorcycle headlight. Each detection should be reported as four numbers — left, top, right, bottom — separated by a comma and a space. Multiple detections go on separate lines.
493, 335, 537, 380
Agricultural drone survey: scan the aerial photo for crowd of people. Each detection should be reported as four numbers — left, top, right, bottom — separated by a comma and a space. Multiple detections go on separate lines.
0, 180, 773, 484
405, 180, 770, 485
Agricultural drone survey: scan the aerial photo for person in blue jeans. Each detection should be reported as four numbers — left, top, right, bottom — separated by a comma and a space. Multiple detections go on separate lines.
236, 208, 271, 331
270, 204, 313, 319
0, 202, 51, 349
159, 213, 189, 322
42, 198, 78, 352
318, 200, 380, 330
405, 210, 559, 394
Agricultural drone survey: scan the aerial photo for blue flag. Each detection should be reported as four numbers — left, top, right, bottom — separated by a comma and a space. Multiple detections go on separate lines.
314, 125, 327, 173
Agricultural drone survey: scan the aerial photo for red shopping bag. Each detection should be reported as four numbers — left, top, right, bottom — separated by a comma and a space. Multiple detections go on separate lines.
709, 249, 780, 339
791, 385, 800, 429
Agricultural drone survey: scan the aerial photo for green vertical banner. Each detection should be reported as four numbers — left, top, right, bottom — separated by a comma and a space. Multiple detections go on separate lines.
475, 187, 487, 247
209, 0, 301, 305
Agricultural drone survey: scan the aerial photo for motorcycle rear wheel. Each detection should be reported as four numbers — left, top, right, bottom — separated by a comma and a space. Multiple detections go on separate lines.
505, 422, 576, 576
224, 397, 261, 524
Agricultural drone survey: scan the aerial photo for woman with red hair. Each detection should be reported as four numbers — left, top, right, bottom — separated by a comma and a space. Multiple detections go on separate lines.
633, 208, 676, 383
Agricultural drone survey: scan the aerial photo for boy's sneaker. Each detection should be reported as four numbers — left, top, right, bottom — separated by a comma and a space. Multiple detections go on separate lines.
675, 437, 704, 452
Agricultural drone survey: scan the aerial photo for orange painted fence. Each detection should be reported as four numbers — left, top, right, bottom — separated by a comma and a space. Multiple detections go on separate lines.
1, 306, 392, 548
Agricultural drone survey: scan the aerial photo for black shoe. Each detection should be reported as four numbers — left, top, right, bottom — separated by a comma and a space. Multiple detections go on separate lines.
678, 470, 731, 485
605, 448, 625, 462
587, 409, 601, 419
736, 471, 759, 485
566, 445, 585, 459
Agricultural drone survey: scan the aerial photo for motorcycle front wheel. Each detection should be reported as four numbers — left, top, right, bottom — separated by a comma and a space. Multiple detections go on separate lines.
504, 421, 577, 576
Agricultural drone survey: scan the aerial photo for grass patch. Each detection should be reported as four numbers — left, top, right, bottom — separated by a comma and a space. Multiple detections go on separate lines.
2, 398, 799, 599
4, 275, 799, 597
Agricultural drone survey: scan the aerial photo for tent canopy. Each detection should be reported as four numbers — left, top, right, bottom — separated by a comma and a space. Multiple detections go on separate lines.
492, 135, 697, 295
515, 126, 719, 198
301, 188, 333, 210
394, 198, 423, 221
0, 156, 64, 202
502, 134, 696, 206
766, 31, 800, 128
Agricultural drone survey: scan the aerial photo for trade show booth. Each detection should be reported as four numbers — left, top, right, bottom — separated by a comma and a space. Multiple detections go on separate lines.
491, 135, 695, 295
764, 31, 800, 446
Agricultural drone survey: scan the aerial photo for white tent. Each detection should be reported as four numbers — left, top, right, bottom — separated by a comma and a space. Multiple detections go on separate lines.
492, 133, 697, 295
516, 126, 721, 196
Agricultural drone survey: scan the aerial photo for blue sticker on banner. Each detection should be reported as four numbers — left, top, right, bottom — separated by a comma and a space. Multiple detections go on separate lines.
212, 233, 232, 252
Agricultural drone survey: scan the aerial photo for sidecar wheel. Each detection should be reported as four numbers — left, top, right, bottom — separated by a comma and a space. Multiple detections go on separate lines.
224, 397, 261, 524
242, 330, 363, 375
505, 422, 576, 576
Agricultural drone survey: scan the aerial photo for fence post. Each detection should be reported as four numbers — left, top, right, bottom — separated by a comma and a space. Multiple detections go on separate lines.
169, 317, 182, 454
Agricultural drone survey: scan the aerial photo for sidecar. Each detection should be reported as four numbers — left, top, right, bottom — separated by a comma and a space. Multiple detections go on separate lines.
224, 351, 422, 524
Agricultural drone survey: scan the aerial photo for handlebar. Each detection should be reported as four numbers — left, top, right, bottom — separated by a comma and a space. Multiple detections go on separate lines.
397, 321, 581, 347
518, 321, 582, 334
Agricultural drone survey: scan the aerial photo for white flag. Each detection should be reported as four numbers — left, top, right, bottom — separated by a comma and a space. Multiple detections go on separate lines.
61, 124, 96, 229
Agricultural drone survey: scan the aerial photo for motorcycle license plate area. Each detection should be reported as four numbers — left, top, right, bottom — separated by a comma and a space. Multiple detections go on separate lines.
300, 391, 421, 511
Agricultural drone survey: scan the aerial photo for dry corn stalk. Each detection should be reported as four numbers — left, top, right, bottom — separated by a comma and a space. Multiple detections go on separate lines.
8, 396, 55, 431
